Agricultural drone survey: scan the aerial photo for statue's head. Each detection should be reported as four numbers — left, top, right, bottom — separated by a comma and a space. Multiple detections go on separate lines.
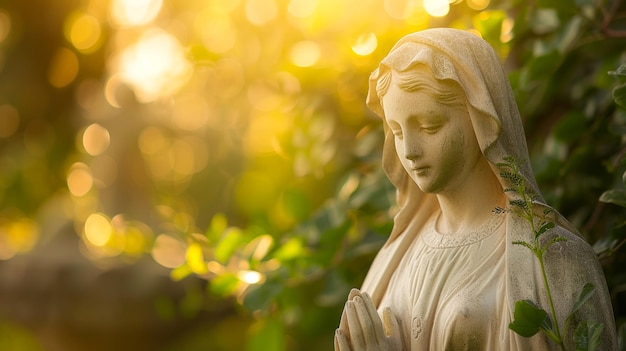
375, 66, 484, 195
366, 28, 542, 237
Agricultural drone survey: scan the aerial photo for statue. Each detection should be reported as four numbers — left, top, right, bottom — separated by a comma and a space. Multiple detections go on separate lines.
334, 28, 617, 350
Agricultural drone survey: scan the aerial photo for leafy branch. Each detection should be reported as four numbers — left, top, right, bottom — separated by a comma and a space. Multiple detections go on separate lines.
499, 156, 603, 350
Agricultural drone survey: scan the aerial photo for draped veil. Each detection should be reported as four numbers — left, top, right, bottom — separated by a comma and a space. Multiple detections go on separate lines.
361, 28, 616, 349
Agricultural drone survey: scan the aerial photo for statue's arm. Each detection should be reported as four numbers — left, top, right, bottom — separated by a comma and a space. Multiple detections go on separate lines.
334, 289, 403, 351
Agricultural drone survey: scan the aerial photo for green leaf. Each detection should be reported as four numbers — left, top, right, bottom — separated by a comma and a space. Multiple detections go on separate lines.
565, 283, 596, 329
210, 272, 240, 296
513, 240, 536, 252
573, 320, 604, 351
509, 300, 549, 337
243, 283, 282, 312
536, 221, 555, 236
215, 228, 243, 264
599, 189, 626, 207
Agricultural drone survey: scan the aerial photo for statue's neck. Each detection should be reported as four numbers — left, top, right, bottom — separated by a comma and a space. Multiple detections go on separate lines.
435, 158, 505, 235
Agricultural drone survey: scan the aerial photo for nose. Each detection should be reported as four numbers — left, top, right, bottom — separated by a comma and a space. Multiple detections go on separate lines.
404, 136, 422, 161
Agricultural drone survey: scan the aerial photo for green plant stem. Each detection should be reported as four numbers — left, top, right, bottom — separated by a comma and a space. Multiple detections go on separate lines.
537, 252, 566, 351
527, 192, 565, 351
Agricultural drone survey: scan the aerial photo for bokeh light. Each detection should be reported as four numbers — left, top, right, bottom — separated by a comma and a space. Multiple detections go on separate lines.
111, 0, 163, 27
117, 28, 192, 102
288, 0, 317, 18
84, 212, 113, 247
289, 40, 321, 67
245, 0, 278, 25
48, 47, 79, 88
0, 218, 39, 260
424, 0, 450, 17
67, 162, 94, 197
82, 123, 111, 156
352, 33, 378, 56
65, 12, 103, 53
151, 234, 186, 268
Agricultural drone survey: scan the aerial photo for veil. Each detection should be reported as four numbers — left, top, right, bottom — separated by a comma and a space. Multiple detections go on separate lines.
360, 28, 615, 349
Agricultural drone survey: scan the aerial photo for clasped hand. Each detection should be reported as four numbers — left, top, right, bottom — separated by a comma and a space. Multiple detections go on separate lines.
334, 289, 403, 351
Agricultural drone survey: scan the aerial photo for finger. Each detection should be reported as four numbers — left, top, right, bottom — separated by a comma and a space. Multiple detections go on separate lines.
346, 301, 366, 349
382, 307, 400, 337
339, 289, 361, 331
335, 329, 352, 351
348, 288, 361, 301
353, 296, 379, 346
360, 292, 385, 343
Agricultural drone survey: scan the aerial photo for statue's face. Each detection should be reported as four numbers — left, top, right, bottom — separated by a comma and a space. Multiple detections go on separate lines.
382, 79, 482, 194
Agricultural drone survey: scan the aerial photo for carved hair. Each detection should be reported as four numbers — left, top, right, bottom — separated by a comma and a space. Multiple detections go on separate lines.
375, 67, 464, 109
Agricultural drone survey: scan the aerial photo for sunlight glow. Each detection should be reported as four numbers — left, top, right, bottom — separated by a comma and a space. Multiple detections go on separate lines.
467, 0, 490, 11
111, 0, 163, 26
424, 0, 450, 17
0, 218, 39, 260
288, 0, 317, 18
289, 40, 321, 67
352, 33, 378, 56
245, 0, 278, 25
82, 123, 110, 156
151, 234, 186, 268
238, 270, 263, 284
84, 213, 113, 247
118, 28, 192, 102
67, 163, 94, 197
384, 0, 420, 20
66, 12, 103, 53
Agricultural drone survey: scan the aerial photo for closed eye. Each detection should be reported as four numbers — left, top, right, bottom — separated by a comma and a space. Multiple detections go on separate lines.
422, 124, 443, 134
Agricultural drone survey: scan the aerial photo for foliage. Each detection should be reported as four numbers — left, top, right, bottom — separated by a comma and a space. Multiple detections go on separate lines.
1, 0, 626, 349
500, 156, 601, 350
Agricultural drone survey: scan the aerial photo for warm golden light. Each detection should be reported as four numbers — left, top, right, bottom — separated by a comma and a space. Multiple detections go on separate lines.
82, 123, 111, 156
0, 10, 11, 44
171, 95, 210, 130
118, 28, 192, 102
48, 47, 79, 88
245, 0, 278, 25
84, 213, 113, 247
238, 270, 263, 284
288, 0, 317, 18
0, 104, 19, 138
66, 12, 103, 53
384, 0, 418, 20
289, 40, 321, 67
197, 14, 237, 54
111, 0, 163, 26
0, 218, 39, 260
352, 33, 378, 56
151, 234, 186, 268
467, 0, 490, 11
67, 163, 94, 197
424, 0, 450, 17
501, 17, 514, 43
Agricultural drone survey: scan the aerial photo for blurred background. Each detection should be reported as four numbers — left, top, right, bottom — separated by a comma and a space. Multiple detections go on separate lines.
0, 0, 626, 350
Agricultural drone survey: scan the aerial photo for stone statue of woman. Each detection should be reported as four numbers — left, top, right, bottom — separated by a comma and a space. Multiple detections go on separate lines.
334, 28, 617, 350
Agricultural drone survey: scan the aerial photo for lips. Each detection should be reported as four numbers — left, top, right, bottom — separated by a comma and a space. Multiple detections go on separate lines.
411, 166, 429, 175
